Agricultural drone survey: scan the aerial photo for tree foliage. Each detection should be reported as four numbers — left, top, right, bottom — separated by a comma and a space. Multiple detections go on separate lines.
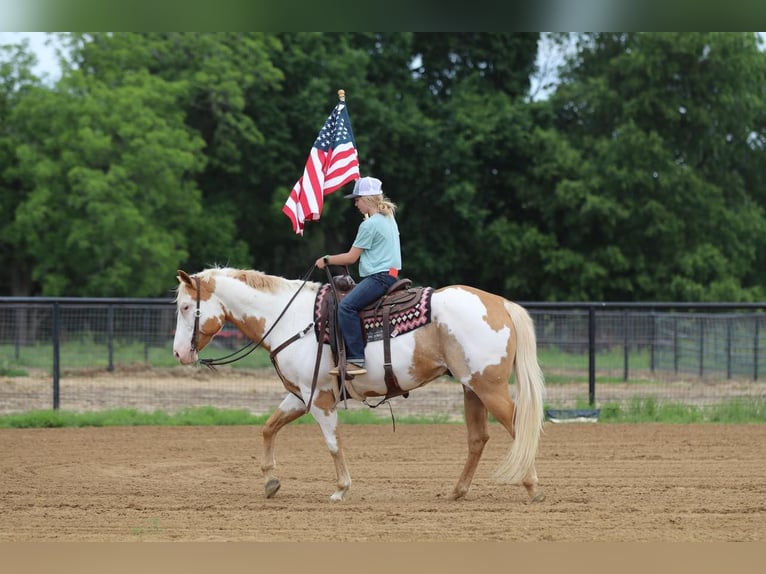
4, 64, 211, 296
545, 32, 766, 300
1, 32, 765, 302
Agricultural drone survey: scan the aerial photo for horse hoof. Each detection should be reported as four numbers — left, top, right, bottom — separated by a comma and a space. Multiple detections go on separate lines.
530, 492, 546, 503
265, 478, 281, 498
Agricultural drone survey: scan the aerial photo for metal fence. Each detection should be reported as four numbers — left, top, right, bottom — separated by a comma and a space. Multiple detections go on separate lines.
1, 297, 765, 416
531, 302, 766, 412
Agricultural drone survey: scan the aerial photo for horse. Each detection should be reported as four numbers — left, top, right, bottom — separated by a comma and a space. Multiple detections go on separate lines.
172, 266, 546, 503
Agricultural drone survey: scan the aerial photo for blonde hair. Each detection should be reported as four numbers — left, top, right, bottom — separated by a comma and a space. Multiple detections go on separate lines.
361, 194, 397, 217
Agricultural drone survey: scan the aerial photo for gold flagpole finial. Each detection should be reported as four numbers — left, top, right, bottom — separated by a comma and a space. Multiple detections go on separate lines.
338, 89, 346, 102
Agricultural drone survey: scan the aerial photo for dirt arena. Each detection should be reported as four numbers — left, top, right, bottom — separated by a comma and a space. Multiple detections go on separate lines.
1, 422, 764, 542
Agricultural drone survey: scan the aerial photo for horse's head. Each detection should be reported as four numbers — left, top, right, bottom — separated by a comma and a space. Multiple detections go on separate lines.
173, 269, 225, 364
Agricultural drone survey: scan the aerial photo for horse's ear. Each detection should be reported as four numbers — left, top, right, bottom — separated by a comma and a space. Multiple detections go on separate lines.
177, 270, 193, 287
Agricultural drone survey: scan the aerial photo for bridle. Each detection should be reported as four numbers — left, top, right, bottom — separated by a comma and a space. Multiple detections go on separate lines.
188, 275, 230, 365
187, 265, 316, 369
190, 276, 202, 353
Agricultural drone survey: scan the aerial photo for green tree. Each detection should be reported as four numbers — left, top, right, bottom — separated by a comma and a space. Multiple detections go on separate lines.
63, 33, 366, 279
0, 40, 47, 295
5, 66, 209, 296
536, 32, 766, 301
359, 33, 541, 292
63, 32, 277, 275
12, 32, 764, 303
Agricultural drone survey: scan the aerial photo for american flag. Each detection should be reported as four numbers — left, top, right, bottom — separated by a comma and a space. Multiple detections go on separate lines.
282, 96, 360, 235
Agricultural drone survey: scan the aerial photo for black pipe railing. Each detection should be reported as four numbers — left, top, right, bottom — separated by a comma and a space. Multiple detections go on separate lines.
1, 298, 765, 409
520, 301, 766, 406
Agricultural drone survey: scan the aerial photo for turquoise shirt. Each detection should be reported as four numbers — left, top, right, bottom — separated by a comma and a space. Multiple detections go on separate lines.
352, 213, 402, 277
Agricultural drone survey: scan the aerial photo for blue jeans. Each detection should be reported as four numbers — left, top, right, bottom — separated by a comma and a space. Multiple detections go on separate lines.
338, 272, 397, 364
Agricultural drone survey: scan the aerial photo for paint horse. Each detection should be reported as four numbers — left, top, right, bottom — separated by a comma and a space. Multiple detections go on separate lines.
172, 267, 546, 502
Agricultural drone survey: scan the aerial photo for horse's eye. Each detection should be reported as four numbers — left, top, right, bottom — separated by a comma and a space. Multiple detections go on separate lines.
181, 303, 191, 314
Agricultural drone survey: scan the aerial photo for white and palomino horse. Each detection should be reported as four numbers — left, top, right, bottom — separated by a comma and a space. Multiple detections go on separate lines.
173, 267, 546, 502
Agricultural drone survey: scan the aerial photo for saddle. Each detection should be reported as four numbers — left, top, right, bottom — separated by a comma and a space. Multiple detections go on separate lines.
315, 274, 433, 401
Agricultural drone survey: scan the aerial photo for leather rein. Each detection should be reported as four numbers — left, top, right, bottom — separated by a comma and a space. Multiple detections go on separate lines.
185, 264, 400, 419
189, 265, 316, 369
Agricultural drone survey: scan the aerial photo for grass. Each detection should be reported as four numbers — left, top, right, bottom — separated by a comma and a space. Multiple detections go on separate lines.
597, 397, 766, 423
1, 340, 751, 382
2, 341, 662, 376
1, 340, 273, 373
537, 346, 650, 371
0, 398, 763, 428
0, 407, 263, 428
0, 406, 453, 429
0, 360, 27, 377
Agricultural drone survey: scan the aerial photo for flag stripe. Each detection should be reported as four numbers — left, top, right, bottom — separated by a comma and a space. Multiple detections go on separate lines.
283, 100, 360, 235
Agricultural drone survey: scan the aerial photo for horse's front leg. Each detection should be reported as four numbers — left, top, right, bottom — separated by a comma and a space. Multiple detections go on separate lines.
261, 393, 306, 498
310, 388, 351, 502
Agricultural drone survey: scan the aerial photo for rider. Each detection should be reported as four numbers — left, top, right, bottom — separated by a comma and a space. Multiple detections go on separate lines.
315, 176, 402, 376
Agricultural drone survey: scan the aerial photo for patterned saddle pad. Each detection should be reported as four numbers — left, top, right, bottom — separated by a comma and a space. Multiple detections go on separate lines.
314, 283, 434, 344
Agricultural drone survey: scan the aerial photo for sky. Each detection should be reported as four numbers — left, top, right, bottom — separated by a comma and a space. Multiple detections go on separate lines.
0, 31, 62, 80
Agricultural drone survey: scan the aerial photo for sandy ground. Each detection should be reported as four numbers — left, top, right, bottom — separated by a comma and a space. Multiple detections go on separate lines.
1, 422, 764, 542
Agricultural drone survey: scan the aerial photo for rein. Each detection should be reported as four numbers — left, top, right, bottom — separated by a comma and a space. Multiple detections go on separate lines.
194, 264, 317, 369
189, 263, 401, 429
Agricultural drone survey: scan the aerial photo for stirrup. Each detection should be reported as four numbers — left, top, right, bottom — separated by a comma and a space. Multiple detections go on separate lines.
329, 362, 366, 376
346, 362, 367, 375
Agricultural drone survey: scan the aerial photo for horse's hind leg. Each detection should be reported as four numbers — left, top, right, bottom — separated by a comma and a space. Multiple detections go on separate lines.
522, 464, 544, 502
472, 379, 544, 502
261, 394, 306, 498
451, 387, 490, 500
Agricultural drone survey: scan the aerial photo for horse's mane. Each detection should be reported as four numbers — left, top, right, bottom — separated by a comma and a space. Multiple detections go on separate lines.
197, 266, 314, 294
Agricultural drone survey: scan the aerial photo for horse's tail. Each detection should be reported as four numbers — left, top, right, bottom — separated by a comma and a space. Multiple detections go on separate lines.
494, 300, 546, 484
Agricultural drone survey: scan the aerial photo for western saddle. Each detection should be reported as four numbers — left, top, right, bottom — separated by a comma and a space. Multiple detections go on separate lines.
318, 273, 428, 401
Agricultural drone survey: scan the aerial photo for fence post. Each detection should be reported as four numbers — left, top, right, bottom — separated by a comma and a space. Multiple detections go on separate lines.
754, 317, 760, 381
673, 316, 679, 373
726, 317, 732, 380
52, 301, 60, 410
143, 309, 150, 363
698, 317, 705, 378
650, 313, 656, 373
623, 310, 629, 381
14, 307, 21, 360
588, 306, 596, 406
107, 306, 114, 372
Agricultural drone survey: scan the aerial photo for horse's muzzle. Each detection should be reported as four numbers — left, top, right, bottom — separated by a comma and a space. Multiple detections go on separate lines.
174, 348, 198, 365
